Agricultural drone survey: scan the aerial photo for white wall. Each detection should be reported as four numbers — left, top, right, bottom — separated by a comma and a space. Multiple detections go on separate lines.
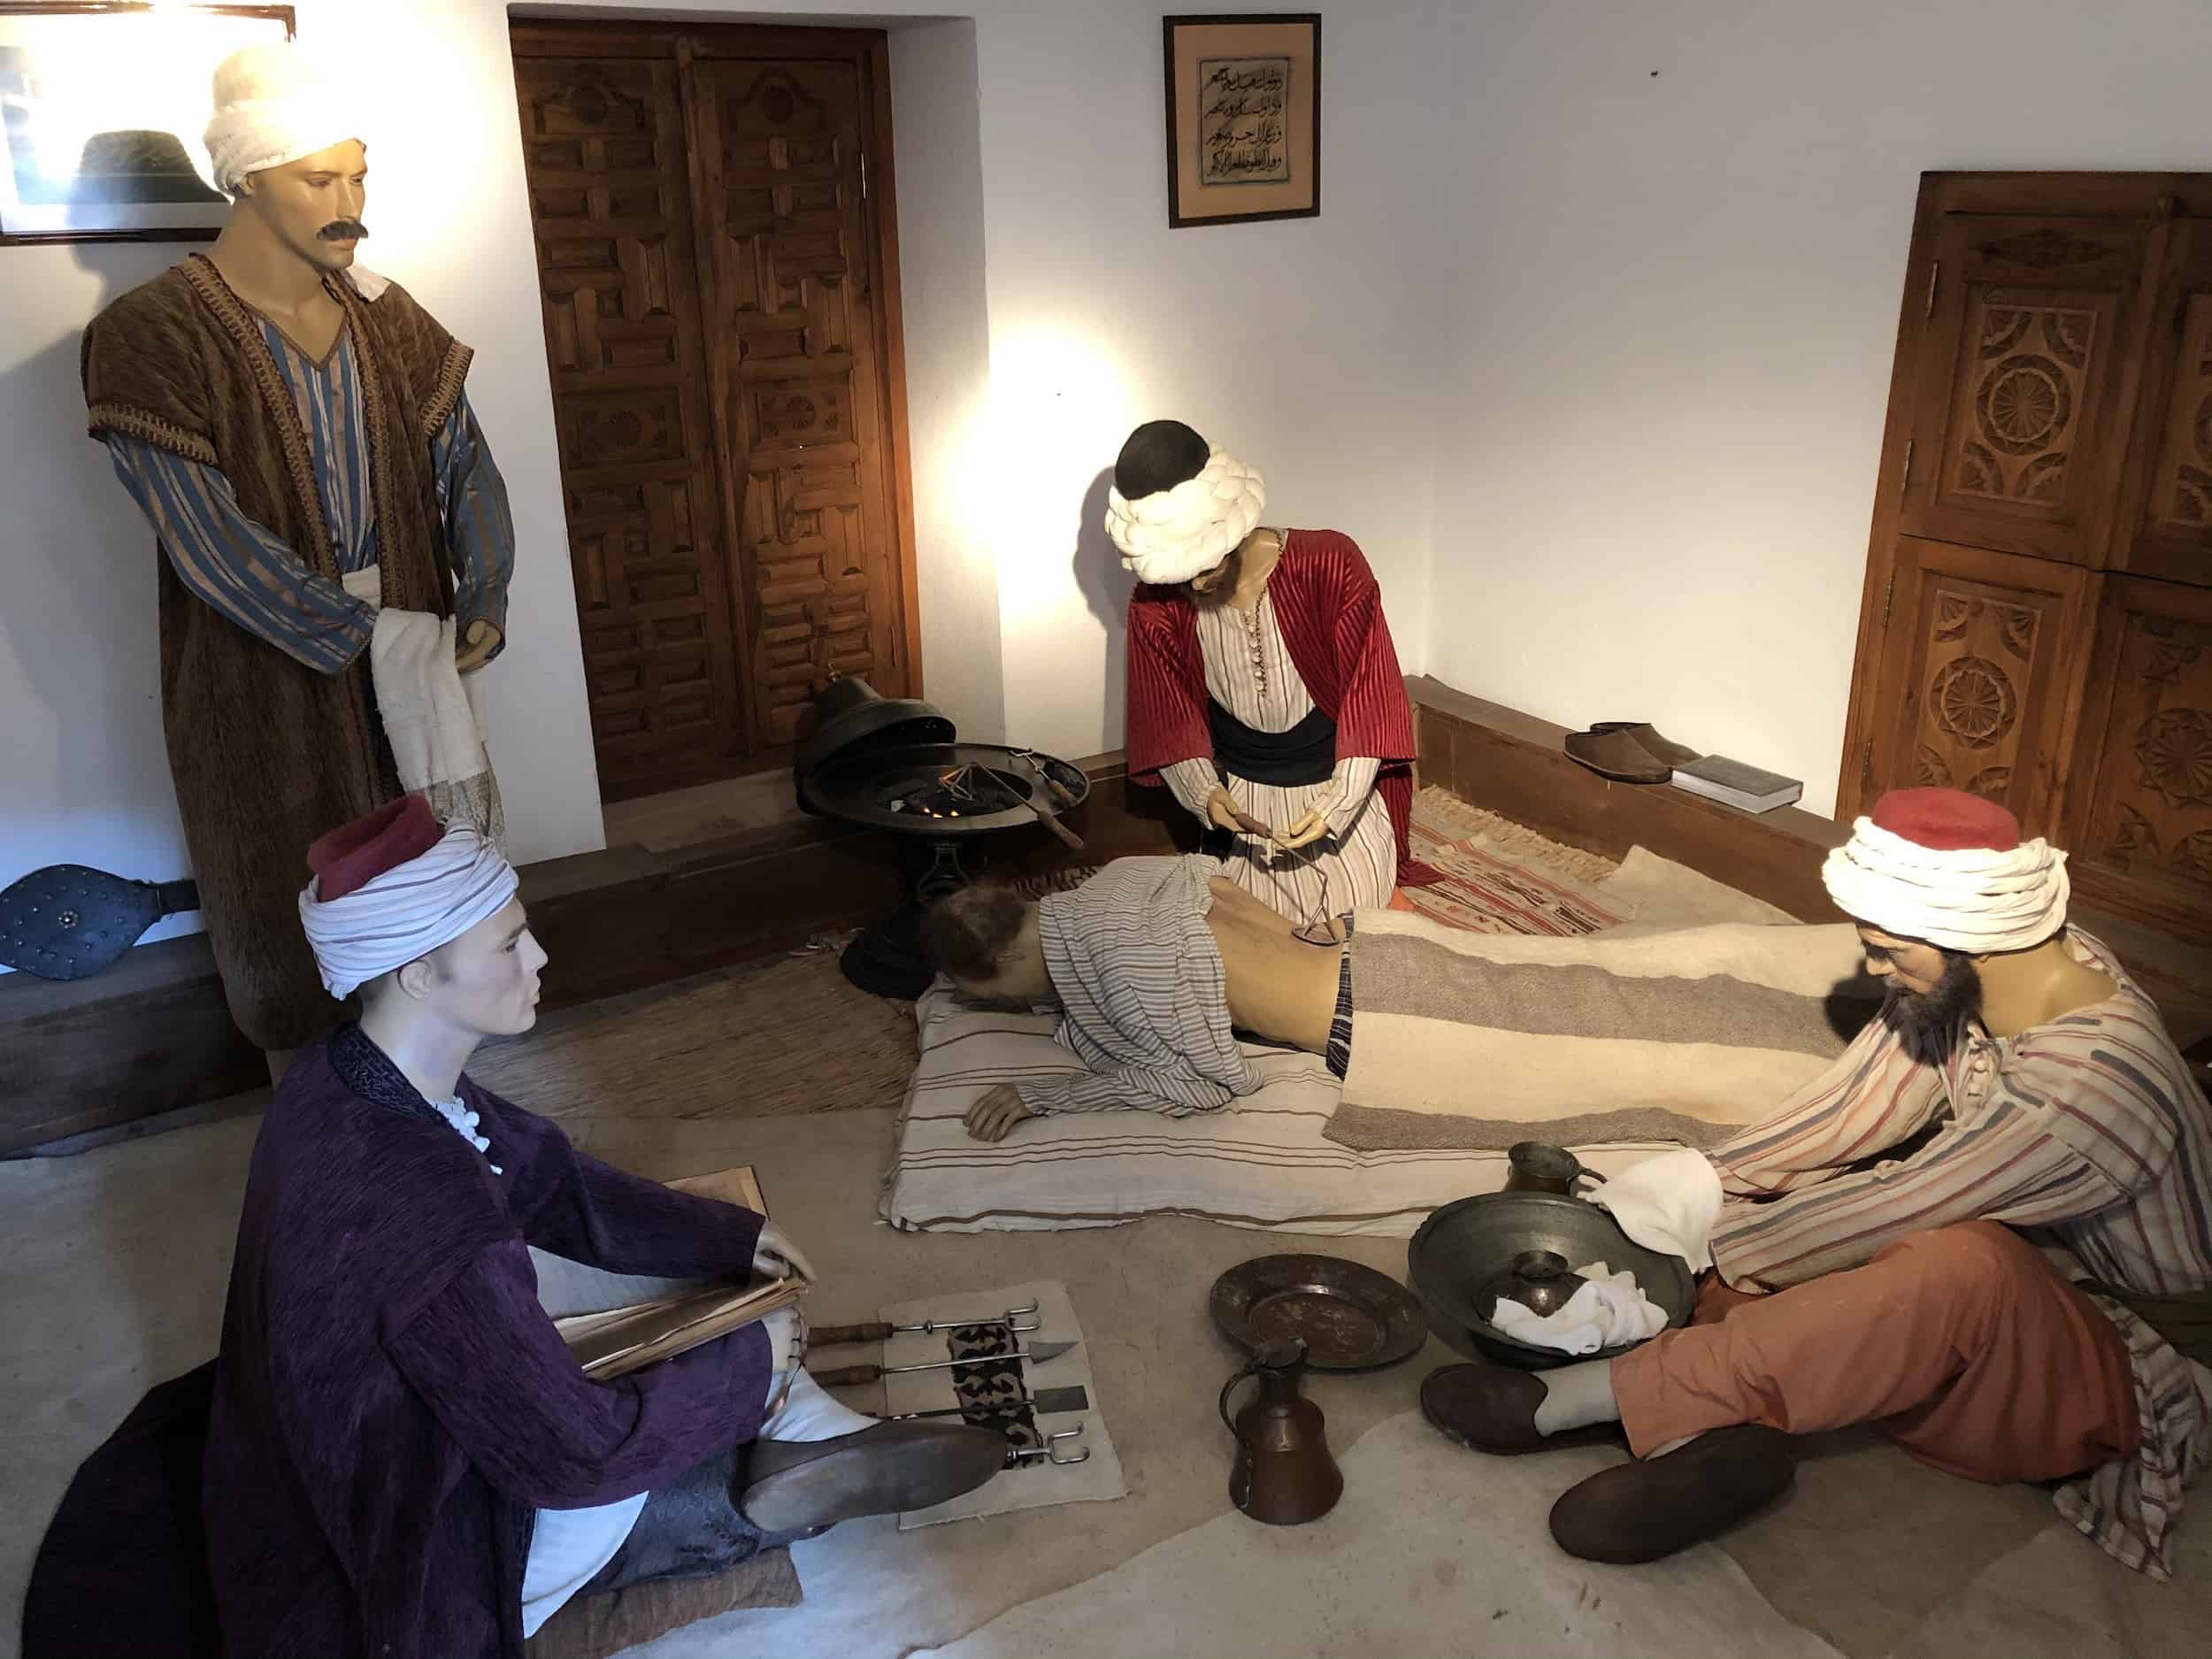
0, 0, 1456, 956
1425, 0, 2212, 818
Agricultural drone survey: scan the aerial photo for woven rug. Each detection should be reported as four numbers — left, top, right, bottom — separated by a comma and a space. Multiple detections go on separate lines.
1399, 787, 1627, 936
469, 937, 918, 1123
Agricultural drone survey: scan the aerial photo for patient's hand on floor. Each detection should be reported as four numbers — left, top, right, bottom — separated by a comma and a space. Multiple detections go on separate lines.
965, 1084, 1037, 1142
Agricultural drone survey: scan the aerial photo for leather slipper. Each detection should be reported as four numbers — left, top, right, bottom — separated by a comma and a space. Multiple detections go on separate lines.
1419, 1363, 1624, 1455
738, 1420, 1003, 1532
1548, 1425, 1795, 1563
1589, 721, 1702, 769
1563, 727, 1671, 784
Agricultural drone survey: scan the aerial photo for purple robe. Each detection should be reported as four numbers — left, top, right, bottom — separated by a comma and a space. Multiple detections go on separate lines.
203, 1024, 772, 1658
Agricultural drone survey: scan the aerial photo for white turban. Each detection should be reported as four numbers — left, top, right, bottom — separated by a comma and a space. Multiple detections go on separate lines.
204, 42, 365, 196
299, 824, 518, 999
1822, 815, 2069, 956
1103, 447, 1266, 587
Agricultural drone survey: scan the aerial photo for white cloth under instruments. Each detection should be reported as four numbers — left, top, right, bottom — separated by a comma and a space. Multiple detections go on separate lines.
1486, 1261, 1671, 1356
343, 565, 504, 847
1161, 584, 1395, 924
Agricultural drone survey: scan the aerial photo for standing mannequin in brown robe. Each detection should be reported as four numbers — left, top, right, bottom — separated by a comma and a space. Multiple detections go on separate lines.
81, 43, 511, 1077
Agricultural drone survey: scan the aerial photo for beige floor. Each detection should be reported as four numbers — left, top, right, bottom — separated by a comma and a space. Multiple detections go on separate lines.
6, 1094, 2207, 1659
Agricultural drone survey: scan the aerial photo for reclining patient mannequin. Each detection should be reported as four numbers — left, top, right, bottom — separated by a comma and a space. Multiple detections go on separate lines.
202, 795, 1001, 1657
921, 853, 1345, 1141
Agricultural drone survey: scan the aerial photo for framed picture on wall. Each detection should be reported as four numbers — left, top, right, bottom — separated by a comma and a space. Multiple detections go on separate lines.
0, 3, 294, 246
1162, 12, 1319, 229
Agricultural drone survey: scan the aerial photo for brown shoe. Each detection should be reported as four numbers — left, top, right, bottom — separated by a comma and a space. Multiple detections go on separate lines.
1548, 1425, 1794, 1563
1588, 722, 1702, 770
1419, 1362, 1624, 1455
738, 1420, 1003, 1531
1563, 728, 1671, 784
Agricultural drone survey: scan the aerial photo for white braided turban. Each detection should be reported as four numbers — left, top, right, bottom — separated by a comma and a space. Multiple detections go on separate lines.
1822, 816, 2069, 955
300, 824, 518, 999
204, 42, 365, 196
1103, 447, 1267, 587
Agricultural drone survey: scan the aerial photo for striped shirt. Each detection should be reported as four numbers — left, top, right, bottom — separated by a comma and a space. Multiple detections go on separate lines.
102, 314, 514, 674
1015, 855, 1259, 1118
1161, 574, 1398, 923
1708, 929, 2211, 1577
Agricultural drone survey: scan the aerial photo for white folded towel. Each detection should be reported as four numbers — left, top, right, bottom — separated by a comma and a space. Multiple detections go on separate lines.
1591, 1146, 1724, 1272
1486, 1261, 1671, 1356
344, 565, 504, 846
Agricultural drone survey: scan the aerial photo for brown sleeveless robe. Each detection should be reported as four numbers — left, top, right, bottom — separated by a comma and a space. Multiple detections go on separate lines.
82, 255, 472, 1049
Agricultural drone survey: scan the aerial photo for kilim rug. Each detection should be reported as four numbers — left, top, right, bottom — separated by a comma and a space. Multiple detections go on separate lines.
1398, 786, 1627, 936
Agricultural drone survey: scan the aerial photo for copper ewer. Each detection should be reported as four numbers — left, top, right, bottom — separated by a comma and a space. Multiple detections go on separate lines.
1218, 1338, 1343, 1525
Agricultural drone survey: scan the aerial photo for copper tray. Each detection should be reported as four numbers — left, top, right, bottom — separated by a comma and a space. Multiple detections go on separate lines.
1209, 1253, 1429, 1372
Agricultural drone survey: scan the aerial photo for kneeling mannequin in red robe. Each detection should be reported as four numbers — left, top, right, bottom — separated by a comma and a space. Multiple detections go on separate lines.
1111, 419, 1438, 926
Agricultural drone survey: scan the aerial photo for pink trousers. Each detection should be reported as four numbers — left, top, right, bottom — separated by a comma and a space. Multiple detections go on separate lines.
1610, 1221, 2140, 1482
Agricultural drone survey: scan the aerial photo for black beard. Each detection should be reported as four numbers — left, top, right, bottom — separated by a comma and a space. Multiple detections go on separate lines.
1880, 952, 1983, 1067
319, 219, 369, 242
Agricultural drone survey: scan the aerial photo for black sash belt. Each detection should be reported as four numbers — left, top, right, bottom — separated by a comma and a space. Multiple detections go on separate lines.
1204, 697, 1337, 787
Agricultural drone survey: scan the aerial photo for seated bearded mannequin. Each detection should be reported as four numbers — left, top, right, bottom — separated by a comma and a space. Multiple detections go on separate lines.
922, 856, 1347, 1141
1417, 788, 2212, 1579
200, 795, 999, 1658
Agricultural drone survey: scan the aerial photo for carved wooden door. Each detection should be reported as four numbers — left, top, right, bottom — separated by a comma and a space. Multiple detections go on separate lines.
687, 53, 910, 753
1840, 176, 2212, 942
2115, 220, 2212, 587
513, 54, 751, 801
2068, 580, 2212, 933
513, 23, 917, 801
1866, 537, 2090, 835
1899, 211, 2154, 566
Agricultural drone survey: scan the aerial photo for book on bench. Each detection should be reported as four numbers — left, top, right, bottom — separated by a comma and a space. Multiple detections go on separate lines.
1668, 755, 1803, 815
553, 1165, 810, 1381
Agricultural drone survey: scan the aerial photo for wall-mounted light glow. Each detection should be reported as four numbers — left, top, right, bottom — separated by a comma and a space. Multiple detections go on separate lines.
979, 323, 1137, 630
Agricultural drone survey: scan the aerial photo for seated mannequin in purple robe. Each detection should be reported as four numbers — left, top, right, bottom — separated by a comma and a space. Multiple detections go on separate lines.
199, 795, 999, 1658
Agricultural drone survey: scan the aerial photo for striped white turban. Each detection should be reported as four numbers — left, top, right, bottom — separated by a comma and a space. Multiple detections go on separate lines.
204, 42, 366, 196
298, 796, 518, 999
1821, 787, 2069, 956
1104, 446, 1267, 588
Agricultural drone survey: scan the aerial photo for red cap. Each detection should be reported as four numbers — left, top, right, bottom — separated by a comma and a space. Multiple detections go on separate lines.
306, 795, 443, 901
1869, 787, 2020, 854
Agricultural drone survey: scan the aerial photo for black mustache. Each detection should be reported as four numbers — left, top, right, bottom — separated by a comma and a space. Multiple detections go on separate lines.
319, 219, 369, 242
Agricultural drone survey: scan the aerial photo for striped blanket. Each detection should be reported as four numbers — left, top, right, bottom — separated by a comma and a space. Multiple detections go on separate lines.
879, 985, 1685, 1235
1326, 911, 1883, 1152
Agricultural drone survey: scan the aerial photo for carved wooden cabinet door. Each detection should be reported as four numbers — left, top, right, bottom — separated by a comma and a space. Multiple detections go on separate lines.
1868, 537, 2091, 836
2115, 220, 2212, 588
1900, 212, 2154, 566
2068, 579, 2212, 933
686, 55, 910, 753
515, 55, 751, 800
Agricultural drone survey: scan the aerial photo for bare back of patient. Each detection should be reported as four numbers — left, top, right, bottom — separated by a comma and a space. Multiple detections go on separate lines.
1204, 876, 1342, 1056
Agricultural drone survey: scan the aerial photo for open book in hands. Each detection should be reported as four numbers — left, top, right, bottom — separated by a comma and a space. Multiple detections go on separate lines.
553, 1165, 812, 1381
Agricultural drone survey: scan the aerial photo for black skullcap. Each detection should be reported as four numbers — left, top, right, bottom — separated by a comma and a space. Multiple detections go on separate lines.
1113, 420, 1210, 501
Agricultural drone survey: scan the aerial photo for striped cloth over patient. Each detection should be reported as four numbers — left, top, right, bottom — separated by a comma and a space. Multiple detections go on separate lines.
1325, 910, 1884, 1151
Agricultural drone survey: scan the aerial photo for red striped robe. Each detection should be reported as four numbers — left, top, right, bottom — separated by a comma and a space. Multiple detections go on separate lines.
1125, 529, 1440, 887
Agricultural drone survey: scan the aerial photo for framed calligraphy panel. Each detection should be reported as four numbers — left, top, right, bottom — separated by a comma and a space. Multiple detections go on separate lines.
1163, 13, 1318, 228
